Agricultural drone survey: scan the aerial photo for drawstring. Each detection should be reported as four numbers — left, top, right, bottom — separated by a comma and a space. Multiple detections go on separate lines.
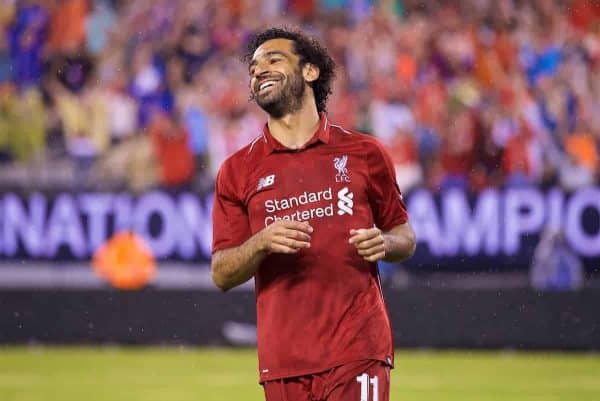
280, 378, 288, 401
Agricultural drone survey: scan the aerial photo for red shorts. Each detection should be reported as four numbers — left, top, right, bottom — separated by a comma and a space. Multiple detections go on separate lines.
262, 360, 390, 401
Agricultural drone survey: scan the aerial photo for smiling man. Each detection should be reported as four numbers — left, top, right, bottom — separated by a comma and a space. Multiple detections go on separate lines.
211, 27, 416, 401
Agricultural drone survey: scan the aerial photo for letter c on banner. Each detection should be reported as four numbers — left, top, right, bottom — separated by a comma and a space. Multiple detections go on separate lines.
565, 188, 600, 257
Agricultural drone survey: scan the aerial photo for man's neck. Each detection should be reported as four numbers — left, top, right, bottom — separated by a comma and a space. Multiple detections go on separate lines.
267, 99, 320, 149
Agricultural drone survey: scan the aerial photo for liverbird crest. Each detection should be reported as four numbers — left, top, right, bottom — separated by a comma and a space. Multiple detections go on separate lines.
333, 155, 350, 182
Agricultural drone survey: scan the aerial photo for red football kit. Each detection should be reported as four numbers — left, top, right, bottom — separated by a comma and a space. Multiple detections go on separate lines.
212, 114, 408, 385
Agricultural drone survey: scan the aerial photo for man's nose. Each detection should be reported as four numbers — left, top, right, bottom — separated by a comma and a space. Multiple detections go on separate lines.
255, 70, 272, 81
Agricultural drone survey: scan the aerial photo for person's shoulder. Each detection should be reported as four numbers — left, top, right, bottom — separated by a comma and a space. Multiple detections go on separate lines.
329, 122, 386, 153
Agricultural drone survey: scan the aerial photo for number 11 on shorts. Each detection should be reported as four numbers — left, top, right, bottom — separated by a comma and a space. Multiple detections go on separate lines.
356, 373, 378, 401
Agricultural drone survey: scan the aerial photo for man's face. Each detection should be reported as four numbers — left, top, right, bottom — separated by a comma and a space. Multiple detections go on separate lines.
249, 39, 305, 118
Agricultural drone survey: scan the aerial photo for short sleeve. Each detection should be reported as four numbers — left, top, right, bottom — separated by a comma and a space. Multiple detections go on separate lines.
212, 162, 252, 252
367, 141, 408, 231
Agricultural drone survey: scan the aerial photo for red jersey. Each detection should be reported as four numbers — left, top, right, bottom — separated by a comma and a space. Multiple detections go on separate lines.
212, 114, 408, 382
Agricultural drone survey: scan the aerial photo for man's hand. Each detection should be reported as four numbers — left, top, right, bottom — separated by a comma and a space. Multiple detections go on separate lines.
211, 220, 313, 291
257, 220, 313, 254
349, 227, 386, 262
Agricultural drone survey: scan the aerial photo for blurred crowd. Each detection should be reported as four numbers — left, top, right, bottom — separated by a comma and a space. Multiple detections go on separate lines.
0, 0, 599, 193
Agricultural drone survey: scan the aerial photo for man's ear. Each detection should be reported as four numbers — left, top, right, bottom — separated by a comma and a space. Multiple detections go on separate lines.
303, 63, 320, 83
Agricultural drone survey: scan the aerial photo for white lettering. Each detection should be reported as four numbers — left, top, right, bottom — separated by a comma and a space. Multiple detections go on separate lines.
263, 203, 336, 227
546, 188, 564, 232
133, 191, 176, 258
504, 188, 545, 255
45, 194, 87, 258
265, 199, 275, 213
264, 189, 335, 213
113, 194, 133, 231
442, 189, 500, 255
407, 190, 444, 255
79, 193, 112, 254
177, 194, 213, 259
565, 188, 600, 256
2, 193, 46, 257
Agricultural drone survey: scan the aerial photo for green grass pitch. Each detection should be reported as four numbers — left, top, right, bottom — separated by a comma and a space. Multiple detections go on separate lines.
0, 347, 598, 401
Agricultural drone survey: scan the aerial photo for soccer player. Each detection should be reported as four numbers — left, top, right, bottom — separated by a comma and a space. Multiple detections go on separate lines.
211, 27, 416, 401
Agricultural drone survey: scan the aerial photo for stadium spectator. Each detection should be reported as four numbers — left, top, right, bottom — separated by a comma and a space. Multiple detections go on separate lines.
85, 0, 116, 55
206, 105, 263, 179
129, 44, 172, 127
149, 111, 195, 189
176, 72, 211, 182
47, 0, 89, 54
0, 81, 17, 161
502, 119, 542, 186
96, 131, 159, 192
7, 1, 48, 88
0, 81, 46, 163
104, 71, 138, 146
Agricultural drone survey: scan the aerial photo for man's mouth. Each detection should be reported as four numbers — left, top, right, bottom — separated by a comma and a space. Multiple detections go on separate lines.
256, 79, 280, 94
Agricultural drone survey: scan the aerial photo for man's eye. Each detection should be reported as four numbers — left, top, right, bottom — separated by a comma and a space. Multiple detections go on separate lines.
270, 58, 281, 64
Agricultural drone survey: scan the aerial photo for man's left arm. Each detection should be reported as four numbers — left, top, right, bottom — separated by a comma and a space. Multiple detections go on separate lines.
349, 222, 416, 263
355, 139, 416, 263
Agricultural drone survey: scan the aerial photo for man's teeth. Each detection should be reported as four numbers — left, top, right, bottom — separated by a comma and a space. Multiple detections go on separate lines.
259, 81, 275, 91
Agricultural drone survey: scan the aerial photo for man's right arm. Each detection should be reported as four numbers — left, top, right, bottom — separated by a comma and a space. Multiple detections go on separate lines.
211, 220, 313, 291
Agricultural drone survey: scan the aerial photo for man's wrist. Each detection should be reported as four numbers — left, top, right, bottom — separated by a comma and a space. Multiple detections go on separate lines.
382, 232, 390, 260
251, 231, 268, 255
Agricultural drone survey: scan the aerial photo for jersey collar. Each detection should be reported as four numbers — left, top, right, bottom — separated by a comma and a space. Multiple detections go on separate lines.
262, 112, 331, 154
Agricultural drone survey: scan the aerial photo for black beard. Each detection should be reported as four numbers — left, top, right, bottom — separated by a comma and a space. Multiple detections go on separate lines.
254, 70, 305, 118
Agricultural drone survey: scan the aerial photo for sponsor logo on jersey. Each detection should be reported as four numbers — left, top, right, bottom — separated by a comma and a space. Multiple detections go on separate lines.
334, 155, 350, 182
261, 185, 355, 226
337, 187, 354, 215
257, 174, 275, 191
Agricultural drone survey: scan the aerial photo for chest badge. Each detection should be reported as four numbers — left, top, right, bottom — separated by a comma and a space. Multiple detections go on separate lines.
334, 155, 350, 183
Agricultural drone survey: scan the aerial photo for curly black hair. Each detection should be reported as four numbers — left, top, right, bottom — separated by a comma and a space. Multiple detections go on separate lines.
243, 27, 336, 113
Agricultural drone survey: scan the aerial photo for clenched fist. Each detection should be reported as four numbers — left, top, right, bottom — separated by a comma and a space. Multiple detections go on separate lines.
349, 227, 386, 262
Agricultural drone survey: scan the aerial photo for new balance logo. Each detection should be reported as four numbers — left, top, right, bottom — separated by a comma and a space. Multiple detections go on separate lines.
257, 174, 275, 191
337, 187, 354, 215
